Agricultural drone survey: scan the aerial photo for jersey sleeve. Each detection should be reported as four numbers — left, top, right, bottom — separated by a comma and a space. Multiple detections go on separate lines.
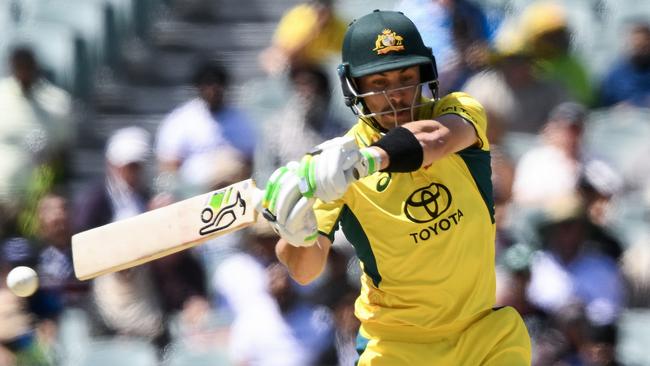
434, 92, 490, 151
313, 198, 344, 242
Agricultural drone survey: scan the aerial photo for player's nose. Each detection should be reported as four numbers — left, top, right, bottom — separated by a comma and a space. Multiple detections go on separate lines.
386, 87, 405, 103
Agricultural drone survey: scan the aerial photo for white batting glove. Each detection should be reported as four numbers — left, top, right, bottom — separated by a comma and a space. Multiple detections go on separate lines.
261, 163, 318, 247
296, 136, 382, 202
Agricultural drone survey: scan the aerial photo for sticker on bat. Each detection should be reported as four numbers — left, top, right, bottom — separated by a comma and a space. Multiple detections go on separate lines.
199, 187, 247, 236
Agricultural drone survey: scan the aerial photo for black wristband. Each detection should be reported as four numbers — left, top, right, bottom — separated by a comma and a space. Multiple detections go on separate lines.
372, 126, 423, 172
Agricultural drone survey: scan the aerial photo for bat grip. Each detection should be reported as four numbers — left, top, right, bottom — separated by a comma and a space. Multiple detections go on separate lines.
252, 187, 265, 213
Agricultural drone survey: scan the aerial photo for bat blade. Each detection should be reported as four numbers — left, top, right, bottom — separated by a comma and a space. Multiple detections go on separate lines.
72, 179, 260, 280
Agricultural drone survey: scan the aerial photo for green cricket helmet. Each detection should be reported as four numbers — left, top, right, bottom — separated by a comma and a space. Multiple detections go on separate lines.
338, 10, 439, 120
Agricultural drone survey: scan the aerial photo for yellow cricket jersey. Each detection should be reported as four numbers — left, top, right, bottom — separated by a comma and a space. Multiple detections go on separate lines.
314, 92, 496, 342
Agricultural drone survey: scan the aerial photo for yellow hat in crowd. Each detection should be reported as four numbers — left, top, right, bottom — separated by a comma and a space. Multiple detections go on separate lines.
490, 1, 569, 61
520, 1, 568, 41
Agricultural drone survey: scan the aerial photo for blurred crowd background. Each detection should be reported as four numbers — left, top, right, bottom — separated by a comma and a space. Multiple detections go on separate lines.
0, 0, 649, 365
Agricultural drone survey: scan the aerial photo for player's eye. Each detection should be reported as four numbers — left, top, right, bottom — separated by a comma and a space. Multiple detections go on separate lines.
371, 80, 387, 89
399, 75, 416, 85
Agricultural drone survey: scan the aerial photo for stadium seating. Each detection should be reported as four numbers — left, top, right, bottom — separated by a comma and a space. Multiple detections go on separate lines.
584, 107, 650, 247
584, 107, 650, 173
0, 1, 12, 76
10, 21, 80, 93
501, 132, 540, 162
617, 309, 650, 365
6, 0, 162, 97
161, 307, 233, 365
103, 0, 136, 42
56, 309, 92, 365
29, 0, 111, 68
162, 346, 232, 366
337, 0, 398, 20
72, 339, 158, 366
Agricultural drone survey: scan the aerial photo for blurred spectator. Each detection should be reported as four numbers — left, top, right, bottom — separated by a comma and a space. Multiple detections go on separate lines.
396, 0, 494, 74
36, 194, 74, 289
550, 303, 589, 366
519, 1, 595, 106
72, 127, 166, 346
577, 160, 625, 261
0, 289, 52, 366
579, 323, 621, 366
214, 222, 335, 365
91, 266, 165, 344
258, 0, 347, 75
35, 193, 89, 311
156, 61, 255, 192
1, 237, 37, 269
213, 222, 278, 314
439, 2, 493, 93
254, 65, 347, 183
267, 264, 336, 364
0, 47, 74, 236
214, 223, 299, 365
305, 246, 362, 366
526, 205, 625, 326
598, 22, 650, 108
491, 146, 516, 255
0, 239, 54, 366
150, 251, 207, 316
73, 126, 151, 232
621, 239, 650, 308
512, 102, 587, 206
331, 290, 360, 366
0, 237, 62, 320
462, 37, 569, 138
496, 244, 562, 366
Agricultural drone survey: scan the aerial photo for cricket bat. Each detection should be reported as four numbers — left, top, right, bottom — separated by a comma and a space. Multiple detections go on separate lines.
72, 179, 262, 280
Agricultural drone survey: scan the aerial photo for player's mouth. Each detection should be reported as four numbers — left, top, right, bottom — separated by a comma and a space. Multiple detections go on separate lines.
385, 109, 413, 122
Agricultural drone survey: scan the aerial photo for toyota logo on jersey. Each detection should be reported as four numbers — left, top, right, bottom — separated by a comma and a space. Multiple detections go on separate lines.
404, 183, 452, 223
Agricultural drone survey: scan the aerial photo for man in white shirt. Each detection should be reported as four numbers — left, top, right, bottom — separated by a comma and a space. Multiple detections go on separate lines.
512, 102, 587, 207
155, 62, 256, 191
0, 47, 73, 229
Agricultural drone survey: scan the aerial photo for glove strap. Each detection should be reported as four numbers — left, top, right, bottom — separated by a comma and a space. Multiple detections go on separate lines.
297, 155, 317, 198
359, 148, 382, 176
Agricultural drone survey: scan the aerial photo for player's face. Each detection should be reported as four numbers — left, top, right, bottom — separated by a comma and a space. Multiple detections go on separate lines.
357, 66, 421, 128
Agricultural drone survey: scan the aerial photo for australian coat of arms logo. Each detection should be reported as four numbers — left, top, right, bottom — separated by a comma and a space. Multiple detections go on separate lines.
373, 29, 405, 55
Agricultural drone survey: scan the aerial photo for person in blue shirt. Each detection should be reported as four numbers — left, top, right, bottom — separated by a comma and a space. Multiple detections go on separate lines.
599, 22, 650, 108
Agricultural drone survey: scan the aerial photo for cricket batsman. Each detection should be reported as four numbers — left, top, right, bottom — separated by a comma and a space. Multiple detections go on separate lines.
262, 10, 531, 365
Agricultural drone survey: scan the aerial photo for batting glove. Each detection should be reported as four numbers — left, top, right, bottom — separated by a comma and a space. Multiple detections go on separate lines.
297, 136, 382, 202
261, 162, 318, 247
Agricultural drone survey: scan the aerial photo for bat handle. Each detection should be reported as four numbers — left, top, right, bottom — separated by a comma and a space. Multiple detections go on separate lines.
253, 187, 278, 223
252, 187, 265, 213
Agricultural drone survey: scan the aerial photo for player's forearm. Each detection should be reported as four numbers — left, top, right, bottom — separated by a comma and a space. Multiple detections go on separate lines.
369, 115, 477, 171
275, 236, 330, 285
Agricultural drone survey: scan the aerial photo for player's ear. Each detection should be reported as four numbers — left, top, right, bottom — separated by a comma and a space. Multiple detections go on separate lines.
338, 62, 356, 107
422, 47, 439, 99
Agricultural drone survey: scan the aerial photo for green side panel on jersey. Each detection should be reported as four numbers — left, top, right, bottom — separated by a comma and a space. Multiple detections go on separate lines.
340, 205, 382, 287
457, 147, 495, 224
